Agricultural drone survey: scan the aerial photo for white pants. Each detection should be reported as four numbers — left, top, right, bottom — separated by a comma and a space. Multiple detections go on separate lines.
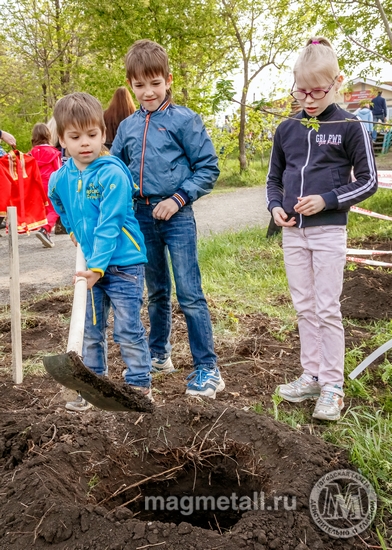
283, 226, 347, 387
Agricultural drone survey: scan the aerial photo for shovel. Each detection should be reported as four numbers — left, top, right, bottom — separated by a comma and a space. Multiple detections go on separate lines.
43, 244, 153, 412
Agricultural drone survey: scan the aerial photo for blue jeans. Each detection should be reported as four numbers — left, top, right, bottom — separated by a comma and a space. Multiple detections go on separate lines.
135, 203, 217, 369
83, 264, 151, 388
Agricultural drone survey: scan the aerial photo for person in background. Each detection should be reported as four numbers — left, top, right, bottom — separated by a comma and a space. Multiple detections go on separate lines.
266, 37, 377, 421
354, 101, 373, 140
30, 123, 62, 248
370, 91, 387, 141
104, 86, 136, 150
112, 39, 225, 399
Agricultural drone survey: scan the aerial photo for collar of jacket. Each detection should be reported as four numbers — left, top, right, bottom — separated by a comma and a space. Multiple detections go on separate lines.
301, 103, 338, 122
140, 97, 171, 115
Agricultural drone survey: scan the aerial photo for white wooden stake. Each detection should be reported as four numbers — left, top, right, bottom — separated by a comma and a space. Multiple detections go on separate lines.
7, 207, 23, 384
67, 244, 87, 355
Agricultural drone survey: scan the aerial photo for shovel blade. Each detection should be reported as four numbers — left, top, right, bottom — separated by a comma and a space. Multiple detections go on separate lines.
43, 351, 153, 413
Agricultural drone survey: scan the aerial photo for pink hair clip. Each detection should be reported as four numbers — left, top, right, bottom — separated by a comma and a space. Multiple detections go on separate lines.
311, 40, 320, 44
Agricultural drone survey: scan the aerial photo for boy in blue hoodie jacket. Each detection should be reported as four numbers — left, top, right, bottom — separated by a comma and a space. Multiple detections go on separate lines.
49, 92, 152, 411
111, 40, 224, 399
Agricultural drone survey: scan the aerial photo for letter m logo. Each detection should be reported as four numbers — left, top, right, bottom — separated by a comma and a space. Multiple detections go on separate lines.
321, 483, 365, 520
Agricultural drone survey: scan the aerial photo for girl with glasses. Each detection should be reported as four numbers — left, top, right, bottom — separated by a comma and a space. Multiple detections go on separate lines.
266, 37, 378, 421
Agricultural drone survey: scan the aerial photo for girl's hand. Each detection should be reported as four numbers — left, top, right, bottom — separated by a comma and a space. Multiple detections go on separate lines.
294, 195, 326, 216
152, 199, 179, 221
74, 270, 101, 289
272, 207, 296, 227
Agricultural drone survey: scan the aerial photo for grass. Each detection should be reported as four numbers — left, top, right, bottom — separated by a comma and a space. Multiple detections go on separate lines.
197, 186, 392, 538
216, 157, 269, 189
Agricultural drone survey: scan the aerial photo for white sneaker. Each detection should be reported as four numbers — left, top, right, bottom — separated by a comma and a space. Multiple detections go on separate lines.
278, 373, 320, 402
65, 394, 92, 412
151, 356, 176, 374
313, 387, 344, 421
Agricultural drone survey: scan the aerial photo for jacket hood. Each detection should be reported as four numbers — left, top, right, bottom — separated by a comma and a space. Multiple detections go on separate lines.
30, 145, 60, 166
357, 108, 371, 115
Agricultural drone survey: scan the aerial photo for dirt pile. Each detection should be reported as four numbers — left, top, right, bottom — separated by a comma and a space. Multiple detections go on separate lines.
0, 381, 370, 550
1, 239, 392, 548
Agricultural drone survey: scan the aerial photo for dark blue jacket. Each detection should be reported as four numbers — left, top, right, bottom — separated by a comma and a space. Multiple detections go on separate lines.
266, 104, 378, 228
111, 102, 219, 204
371, 94, 387, 118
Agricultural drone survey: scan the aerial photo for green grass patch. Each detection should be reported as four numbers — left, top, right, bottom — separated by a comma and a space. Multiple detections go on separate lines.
216, 158, 268, 189
198, 228, 294, 322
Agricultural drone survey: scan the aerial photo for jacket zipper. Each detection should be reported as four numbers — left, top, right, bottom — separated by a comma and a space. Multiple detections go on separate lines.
122, 227, 141, 251
139, 113, 151, 199
299, 130, 313, 228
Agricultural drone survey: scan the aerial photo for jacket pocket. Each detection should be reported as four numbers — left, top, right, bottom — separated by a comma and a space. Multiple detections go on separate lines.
122, 227, 141, 251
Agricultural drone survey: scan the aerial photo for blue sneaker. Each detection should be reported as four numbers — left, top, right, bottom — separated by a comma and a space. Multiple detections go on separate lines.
185, 367, 225, 399
151, 356, 176, 374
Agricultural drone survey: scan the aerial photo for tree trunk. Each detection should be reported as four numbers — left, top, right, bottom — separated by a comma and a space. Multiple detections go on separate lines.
239, 88, 248, 172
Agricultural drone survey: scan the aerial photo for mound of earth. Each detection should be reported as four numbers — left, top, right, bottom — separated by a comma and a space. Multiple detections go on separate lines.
1, 238, 392, 548
0, 379, 375, 550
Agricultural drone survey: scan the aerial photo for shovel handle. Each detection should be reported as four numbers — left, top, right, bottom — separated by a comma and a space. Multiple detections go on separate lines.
67, 244, 87, 355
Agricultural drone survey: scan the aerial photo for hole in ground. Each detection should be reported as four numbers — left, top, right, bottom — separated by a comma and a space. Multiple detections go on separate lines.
124, 459, 265, 531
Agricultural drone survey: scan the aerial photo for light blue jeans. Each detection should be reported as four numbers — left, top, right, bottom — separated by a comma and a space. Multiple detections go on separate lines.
82, 264, 151, 388
135, 203, 217, 370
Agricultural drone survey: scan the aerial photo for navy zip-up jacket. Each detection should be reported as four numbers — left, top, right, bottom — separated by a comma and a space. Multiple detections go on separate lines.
266, 104, 378, 228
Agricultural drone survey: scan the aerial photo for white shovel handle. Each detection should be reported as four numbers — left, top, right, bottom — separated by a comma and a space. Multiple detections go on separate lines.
66, 244, 87, 355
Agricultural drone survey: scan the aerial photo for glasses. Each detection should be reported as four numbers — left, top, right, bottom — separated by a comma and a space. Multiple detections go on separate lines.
290, 76, 338, 101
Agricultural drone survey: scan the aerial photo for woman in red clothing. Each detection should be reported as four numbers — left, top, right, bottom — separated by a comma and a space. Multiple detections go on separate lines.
30, 123, 61, 247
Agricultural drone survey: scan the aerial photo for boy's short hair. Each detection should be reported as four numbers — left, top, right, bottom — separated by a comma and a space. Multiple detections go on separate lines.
54, 92, 105, 138
125, 40, 171, 83
32, 123, 52, 147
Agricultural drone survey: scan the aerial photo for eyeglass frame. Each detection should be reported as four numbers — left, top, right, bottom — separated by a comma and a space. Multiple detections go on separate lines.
290, 76, 339, 101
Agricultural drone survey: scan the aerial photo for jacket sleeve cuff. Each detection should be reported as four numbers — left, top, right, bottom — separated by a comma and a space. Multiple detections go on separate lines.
321, 191, 339, 210
170, 190, 190, 209
90, 268, 104, 277
268, 200, 282, 213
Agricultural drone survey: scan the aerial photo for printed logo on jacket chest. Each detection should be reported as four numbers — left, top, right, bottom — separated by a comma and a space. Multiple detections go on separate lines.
86, 182, 101, 200
315, 134, 342, 146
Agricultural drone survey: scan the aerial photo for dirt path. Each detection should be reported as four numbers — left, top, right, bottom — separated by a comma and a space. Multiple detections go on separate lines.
0, 187, 269, 305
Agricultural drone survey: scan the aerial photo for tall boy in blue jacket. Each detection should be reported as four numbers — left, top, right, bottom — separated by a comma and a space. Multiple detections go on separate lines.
111, 39, 225, 398
49, 92, 152, 411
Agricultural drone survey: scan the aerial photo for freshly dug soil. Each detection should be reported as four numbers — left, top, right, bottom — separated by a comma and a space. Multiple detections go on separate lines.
1, 238, 392, 549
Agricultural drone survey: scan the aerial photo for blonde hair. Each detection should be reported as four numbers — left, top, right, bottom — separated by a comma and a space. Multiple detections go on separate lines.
47, 117, 59, 147
53, 92, 105, 139
294, 37, 340, 87
125, 40, 171, 97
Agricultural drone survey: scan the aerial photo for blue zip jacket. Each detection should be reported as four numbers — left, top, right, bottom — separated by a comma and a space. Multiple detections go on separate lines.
266, 104, 378, 228
48, 155, 147, 275
111, 103, 219, 203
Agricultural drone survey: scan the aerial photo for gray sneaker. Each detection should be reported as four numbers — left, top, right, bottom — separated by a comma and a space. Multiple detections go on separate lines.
313, 388, 344, 421
65, 394, 92, 412
278, 374, 320, 402
151, 356, 176, 374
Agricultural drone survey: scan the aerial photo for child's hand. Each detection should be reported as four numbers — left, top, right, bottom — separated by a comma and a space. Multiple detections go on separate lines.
272, 207, 296, 227
152, 199, 179, 221
74, 270, 101, 289
294, 195, 326, 216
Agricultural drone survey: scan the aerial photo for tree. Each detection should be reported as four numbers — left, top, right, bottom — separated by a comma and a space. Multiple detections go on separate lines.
219, 0, 311, 172
0, 0, 88, 119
